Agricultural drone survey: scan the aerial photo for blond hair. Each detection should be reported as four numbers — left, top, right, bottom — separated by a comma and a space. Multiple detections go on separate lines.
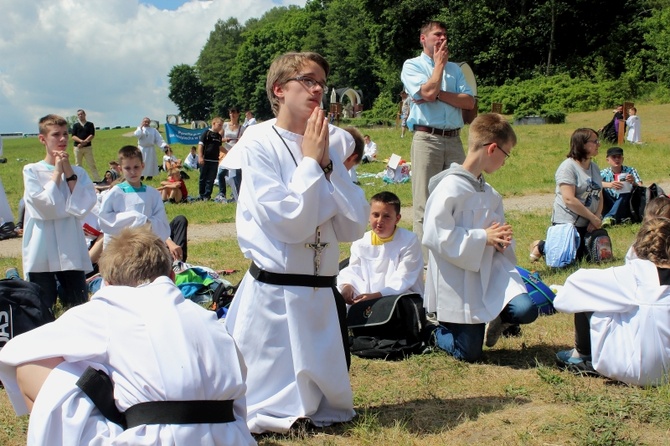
38, 114, 68, 135
99, 225, 172, 286
468, 113, 517, 152
211, 117, 223, 126
265, 52, 330, 116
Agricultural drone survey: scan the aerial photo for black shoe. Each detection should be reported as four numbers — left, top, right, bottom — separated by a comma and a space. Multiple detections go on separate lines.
140, 176, 144, 181
502, 324, 522, 338
146, 176, 153, 181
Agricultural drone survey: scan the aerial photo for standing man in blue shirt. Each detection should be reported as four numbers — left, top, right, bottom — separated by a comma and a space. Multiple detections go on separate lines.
401, 20, 475, 262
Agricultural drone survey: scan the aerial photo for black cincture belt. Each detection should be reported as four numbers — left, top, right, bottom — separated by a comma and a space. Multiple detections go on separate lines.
249, 262, 336, 288
413, 125, 460, 137
76, 366, 235, 429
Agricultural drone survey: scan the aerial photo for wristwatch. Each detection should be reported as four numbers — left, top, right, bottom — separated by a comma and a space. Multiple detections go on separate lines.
322, 160, 333, 175
66, 174, 78, 182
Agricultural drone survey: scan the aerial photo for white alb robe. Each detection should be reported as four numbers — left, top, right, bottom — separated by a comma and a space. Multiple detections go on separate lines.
22, 161, 96, 275
224, 120, 369, 434
338, 227, 424, 298
0, 277, 256, 445
423, 164, 526, 324
134, 126, 168, 177
98, 182, 170, 247
554, 259, 670, 386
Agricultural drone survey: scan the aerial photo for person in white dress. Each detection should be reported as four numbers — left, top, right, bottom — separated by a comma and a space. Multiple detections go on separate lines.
626, 106, 641, 143
361, 134, 377, 163
0, 225, 256, 445
338, 191, 424, 305
133, 117, 170, 179
423, 113, 539, 362
22, 114, 96, 309
224, 52, 369, 434
555, 217, 670, 386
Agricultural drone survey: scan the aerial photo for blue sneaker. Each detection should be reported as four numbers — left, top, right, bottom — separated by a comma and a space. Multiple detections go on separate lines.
556, 349, 600, 376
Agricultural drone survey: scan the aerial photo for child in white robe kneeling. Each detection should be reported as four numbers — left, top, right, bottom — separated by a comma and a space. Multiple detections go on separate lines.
0, 225, 255, 446
338, 191, 424, 305
555, 217, 670, 386
423, 113, 539, 362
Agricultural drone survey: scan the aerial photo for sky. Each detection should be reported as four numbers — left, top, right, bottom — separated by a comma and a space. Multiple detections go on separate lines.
0, 0, 307, 134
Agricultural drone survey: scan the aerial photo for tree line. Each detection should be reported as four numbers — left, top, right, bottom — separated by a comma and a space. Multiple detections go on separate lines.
168, 0, 670, 122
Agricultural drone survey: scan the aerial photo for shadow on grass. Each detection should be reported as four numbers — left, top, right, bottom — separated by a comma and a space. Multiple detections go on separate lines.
482, 342, 574, 370
256, 395, 530, 444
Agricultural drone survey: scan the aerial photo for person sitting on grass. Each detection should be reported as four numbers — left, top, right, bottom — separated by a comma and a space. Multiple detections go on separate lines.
423, 113, 539, 362
0, 225, 255, 445
599, 146, 642, 227
338, 191, 423, 306
162, 146, 182, 172
157, 168, 187, 203
554, 216, 670, 386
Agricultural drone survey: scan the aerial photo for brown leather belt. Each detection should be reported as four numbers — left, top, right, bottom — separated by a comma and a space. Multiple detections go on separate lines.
413, 125, 460, 137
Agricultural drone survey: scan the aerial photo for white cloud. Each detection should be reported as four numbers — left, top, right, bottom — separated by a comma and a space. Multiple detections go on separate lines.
0, 0, 307, 133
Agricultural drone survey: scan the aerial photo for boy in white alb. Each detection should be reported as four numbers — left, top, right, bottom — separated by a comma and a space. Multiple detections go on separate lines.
339, 191, 423, 305
626, 106, 641, 143
22, 114, 96, 309
224, 52, 369, 434
98, 145, 183, 261
423, 113, 539, 362
0, 225, 255, 445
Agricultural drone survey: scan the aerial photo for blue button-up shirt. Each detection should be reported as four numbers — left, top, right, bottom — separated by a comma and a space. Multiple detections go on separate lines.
401, 53, 473, 131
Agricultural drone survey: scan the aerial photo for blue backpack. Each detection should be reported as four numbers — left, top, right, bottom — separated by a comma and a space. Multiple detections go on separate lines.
515, 266, 556, 316
544, 224, 580, 268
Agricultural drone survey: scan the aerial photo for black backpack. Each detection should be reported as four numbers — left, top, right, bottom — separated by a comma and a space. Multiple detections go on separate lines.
0, 278, 54, 349
630, 183, 666, 223
584, 228, 614, 263
347, 293, 427, 360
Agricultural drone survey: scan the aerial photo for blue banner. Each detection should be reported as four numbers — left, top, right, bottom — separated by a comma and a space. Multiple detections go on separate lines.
164, 123, 204, 145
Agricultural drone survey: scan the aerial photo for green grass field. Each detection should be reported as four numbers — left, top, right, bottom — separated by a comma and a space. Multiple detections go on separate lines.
1, 105, 669, 445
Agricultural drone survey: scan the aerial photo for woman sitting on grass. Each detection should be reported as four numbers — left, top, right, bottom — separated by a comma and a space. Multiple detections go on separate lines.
554, 216, 670, 386
530, 128, 603, 264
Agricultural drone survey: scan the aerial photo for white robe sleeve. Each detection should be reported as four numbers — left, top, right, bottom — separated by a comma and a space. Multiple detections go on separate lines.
23, 166, 95, 221
379, 232, 424, 296
98, 187, 148, 234
422, 190, 488, 272
337, 236, 366, 295
554, 264, 640, 314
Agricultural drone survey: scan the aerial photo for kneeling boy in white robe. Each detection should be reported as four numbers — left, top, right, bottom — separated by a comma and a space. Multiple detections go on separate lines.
0, 225, 256, 446
338, 191, 424, 305
423, 113, 539, 362
224, 52, 369, 434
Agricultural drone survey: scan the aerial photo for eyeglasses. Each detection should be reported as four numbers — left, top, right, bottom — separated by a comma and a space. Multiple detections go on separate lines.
482, 142, 509, 158
587, 139, 601, 145
286, 76, 328, 94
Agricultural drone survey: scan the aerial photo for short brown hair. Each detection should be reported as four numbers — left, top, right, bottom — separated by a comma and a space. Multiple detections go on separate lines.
568, 128, 598, 161
420, 20, 447, 37
38, 114, 68, 135
99, 225, 172, 287
344, 127, 364, 164
118, 145, 143, 164
468, 113, 517, 151
266, 52, 330, 116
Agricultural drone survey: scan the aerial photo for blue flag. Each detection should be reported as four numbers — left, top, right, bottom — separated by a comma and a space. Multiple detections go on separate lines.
164, 123, 204, 145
